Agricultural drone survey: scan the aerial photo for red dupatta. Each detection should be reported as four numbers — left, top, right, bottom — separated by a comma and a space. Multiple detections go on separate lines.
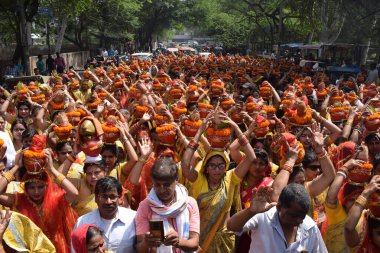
14, 172, 78, 253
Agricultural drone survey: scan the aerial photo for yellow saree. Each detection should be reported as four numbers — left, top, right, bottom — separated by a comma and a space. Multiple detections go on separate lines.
3, 211, 56, 252
190, 150, 242, 253
72, 192, 97, 217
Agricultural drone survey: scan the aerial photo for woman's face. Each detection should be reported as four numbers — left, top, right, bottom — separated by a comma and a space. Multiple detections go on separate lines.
87, 233, 106, 253
249, 158, 268, 179
0, 117, 5, 131
101, 150, 117, 171
289, 171, 306, 185
12, 123, 26, 141
25, 182, 46, 204
304, 161, 321, 181
57, 144, 73, 164
139, 95, 149, 106
18, 105, 30, 118
299, 129, 313, 149
205, 156, 226, 183
85, 166, 106, 188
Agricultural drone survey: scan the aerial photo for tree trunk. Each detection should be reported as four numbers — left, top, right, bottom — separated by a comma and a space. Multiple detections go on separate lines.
55, 16, 67, 53
16, 0, 31, 75
362, 15, 378, 64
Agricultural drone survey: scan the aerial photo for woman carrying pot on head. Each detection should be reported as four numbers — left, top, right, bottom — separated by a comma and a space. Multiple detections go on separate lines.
181, 110, 256, 252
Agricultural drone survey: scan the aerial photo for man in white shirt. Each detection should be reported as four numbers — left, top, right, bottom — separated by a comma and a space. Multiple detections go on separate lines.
227, 183, 327, 253
72, 176, 136, 253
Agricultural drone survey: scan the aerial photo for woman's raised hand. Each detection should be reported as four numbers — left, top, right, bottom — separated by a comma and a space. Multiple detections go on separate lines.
249, 186, 277, 214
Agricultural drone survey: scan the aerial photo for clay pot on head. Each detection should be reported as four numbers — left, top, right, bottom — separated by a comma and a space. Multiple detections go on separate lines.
348, 163, 373, 185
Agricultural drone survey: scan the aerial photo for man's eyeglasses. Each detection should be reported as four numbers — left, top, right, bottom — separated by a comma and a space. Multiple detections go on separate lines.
98, 194, 120, 201
207, 163, 226, 170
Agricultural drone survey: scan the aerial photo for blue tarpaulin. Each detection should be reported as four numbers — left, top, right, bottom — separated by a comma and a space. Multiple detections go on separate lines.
280, 43, 304, 48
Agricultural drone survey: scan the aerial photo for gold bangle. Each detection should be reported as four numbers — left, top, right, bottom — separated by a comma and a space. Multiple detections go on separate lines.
2, 172, 15, 183
355, 195, 368, 209
317, 150, 328, 160
55, 173, 66, 186
283, 164, 293, 173
138, 156, 148, 163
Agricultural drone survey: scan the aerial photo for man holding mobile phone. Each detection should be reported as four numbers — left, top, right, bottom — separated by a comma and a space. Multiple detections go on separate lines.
135, 157, 200, 253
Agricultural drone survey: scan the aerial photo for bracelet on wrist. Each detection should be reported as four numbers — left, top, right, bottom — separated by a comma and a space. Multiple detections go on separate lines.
2, 171, 15, 183
355, 195, 368, 209
187, 140, 199, 150
138, 156, 148, 163
55, 173, 66, 186
282, 164, 293, 173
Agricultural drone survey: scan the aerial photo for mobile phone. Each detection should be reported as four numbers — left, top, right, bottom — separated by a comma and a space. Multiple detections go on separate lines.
149, 220, 164, 240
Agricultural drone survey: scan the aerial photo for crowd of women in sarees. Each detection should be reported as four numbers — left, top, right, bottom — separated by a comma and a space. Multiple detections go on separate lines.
0, 51, 380, 252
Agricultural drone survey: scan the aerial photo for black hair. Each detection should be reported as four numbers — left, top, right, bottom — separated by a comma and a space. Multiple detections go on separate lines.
11, 118, 27, 133
101, 144, 119, 158
151, 156, 178, 182
50, 110, 61, 122
289, 166, 305, 183
365, 132, 380, 145
21, 127, 38, 141
86, 226, 104, 246
302, 151, 318, 168
279, 183, 311, 212
368, 215, 380, 236
254, 148, 269, 165
83, 160, 106, 173
95, 176, 122, 196
16, 100, 32, 110
56, 141, 73, 152
373, 154, 380, 170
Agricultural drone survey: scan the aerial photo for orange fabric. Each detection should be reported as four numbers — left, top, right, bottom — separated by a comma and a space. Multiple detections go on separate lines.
15, 172, 78, 253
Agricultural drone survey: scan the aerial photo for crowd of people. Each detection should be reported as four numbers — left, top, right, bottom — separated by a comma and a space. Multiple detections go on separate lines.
0, 52, 379, 253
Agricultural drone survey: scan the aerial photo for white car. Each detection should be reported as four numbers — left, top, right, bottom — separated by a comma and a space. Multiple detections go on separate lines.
131, 53, 153, 60
199, 52, 211, 60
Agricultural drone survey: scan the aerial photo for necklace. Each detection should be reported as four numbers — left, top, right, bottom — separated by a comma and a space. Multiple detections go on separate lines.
208, 181, 221, 191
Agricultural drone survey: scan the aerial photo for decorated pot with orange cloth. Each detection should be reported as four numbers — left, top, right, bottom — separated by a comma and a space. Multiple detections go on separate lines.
363, 83, 378, 99
172, 103, 187, 120
134, 105, 149, 119
156, 123, 177, 146
329, 106, 349, 122
364, 113, 380, 132
154, 114, 171, 126
259, 81, 272, 99
345, 91, 358, 106
278, 133, 305, 166
210, 82, 224, 96
129, 87, 143, 99
368, 192, 380, 218
286, 100, 313, 126
152, 80, 164, 94
170, 87, 183, 100
254, 115, 270, 138
102, 116, 120, 144
182, 119, 202, 138
263, 105, 276, 117
31, 94, 45, 105
78, 117, 104, 157
198, 103, 214, 119
206, 126, 231, 149
23, 135, 46, 174
186, 85, 200, 102
53, 112, 73, 141
16, 82, 29, 100
220, 98, 234, 111
348, 163, 373, 185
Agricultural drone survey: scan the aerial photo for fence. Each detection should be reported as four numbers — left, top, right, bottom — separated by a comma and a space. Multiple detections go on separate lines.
29, 51, 90, 73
